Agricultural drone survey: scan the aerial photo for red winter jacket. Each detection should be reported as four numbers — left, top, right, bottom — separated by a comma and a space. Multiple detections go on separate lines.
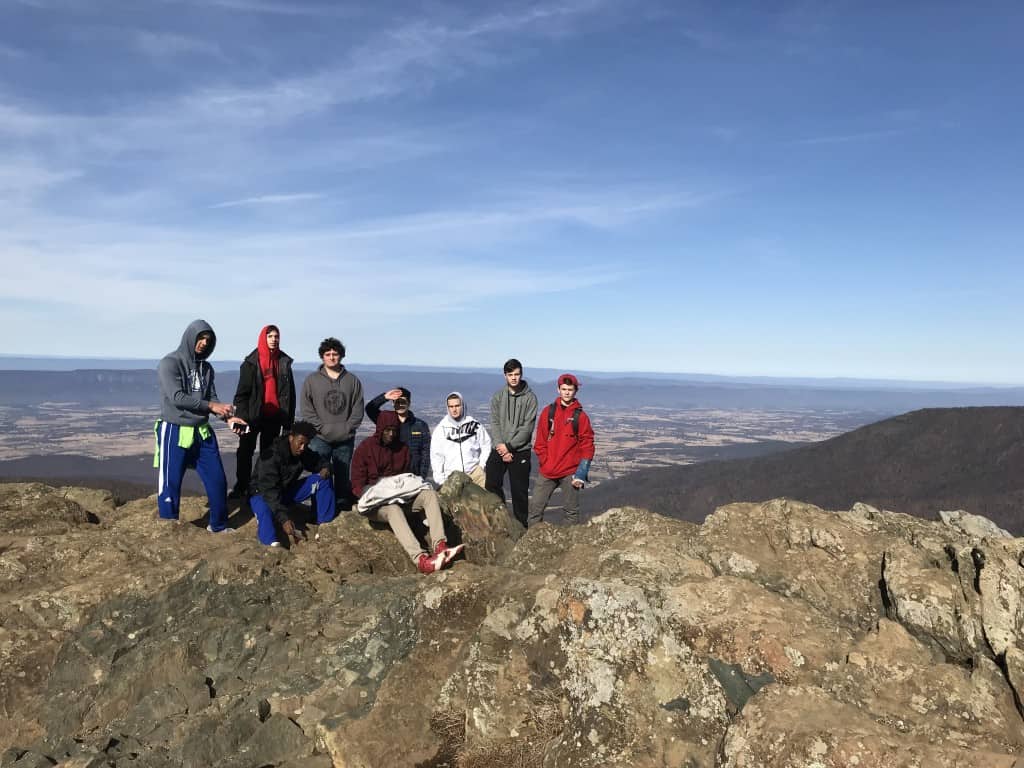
533, 399, 595, 480
350, 411, 410, 497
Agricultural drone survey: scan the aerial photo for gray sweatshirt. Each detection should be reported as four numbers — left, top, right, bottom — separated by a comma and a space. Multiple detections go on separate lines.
300, 365, 365, 443
158, 319, 219, 426
489, 380, 538, 453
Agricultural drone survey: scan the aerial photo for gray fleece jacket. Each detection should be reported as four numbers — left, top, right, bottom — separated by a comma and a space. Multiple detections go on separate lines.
489, 380, 538, 453
300, 365, 365, 443
158, 319, 219, 426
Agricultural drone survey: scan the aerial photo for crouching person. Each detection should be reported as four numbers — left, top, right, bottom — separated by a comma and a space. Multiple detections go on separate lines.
250, 421, 335, 547
352, 412, 463, 574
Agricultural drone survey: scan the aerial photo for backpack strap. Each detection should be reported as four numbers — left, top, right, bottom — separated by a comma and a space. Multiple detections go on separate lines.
547, 401, 582, 438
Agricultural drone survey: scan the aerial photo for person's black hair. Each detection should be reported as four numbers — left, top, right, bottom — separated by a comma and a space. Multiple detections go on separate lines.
397, 387, 411, 401
265, 324, 280, 336
503, 358, 523, 374
290, 421, 318, 440
318, 337, 345, 359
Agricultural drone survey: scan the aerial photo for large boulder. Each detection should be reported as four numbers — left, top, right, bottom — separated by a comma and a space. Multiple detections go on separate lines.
3, 483, 1024, 766
438, 471, 524, 564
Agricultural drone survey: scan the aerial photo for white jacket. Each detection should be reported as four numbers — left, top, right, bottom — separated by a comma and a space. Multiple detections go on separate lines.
431, 392, 492, 485
356, 473, 432, 515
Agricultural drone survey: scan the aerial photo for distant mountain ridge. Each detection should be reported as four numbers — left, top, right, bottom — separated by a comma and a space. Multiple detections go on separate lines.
587, 406, 1024, 535
2, 355, 1021, 390
3, 369, 1024, 411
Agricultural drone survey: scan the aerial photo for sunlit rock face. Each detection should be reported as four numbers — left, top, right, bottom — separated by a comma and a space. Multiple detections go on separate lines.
2, 481, 1024, 767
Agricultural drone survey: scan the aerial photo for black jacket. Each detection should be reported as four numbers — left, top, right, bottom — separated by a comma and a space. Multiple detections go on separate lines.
233, 349, 295, 428
255, 435, 329, 525
366, 393, 432, 482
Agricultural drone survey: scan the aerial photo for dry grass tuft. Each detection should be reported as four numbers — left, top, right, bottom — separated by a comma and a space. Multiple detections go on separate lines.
455, 686, 566, 768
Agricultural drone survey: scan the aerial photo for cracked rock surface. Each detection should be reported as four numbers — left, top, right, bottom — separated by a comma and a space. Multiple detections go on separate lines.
1, 482, 1023, 767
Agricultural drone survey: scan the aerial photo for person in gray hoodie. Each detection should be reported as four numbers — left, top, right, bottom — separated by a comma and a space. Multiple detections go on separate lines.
300, 336, 365, 508
155, 319, 235, 531
484, 358, 538, 527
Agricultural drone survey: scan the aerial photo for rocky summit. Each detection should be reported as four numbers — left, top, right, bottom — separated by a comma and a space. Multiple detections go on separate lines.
1, 477, 1024, 767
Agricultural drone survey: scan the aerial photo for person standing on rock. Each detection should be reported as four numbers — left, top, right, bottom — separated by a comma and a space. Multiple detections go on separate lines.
366, 387, 431, 483
250, 421, 334, 547
300, 337, 364, 511
155, 319, 235, 532
430, 392, 492, 488
484, 358, 538, 527
352, 411, 463, 574
229, 324, 295, 499
529, 373, 595, 526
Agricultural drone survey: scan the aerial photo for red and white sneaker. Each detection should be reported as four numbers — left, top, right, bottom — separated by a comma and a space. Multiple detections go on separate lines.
417, 551, 445, 575
433, 539, 465, 568
441, 543, 465, 567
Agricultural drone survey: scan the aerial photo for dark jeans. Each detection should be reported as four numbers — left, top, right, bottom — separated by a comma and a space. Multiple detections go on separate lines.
234, 416, 286, 492
310, 436, 355, 504
485, 448, 532, 527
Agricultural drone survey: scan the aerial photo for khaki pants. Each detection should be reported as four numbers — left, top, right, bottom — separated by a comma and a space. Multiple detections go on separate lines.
528, 475, 580, 526
365, 488, 446, 562
468, 464, 487, 488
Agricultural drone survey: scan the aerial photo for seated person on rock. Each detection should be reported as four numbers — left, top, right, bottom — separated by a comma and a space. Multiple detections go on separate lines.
352, 411, 463, 574
366, 386, 431, 483
250, 421, 335, 547
430, 391, 492, 489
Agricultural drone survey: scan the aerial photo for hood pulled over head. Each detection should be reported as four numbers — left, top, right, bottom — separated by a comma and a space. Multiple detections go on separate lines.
374, 409, 402, 441
257, 324, 279, 355
178, 319, 216, 361
441, 391, 474, 426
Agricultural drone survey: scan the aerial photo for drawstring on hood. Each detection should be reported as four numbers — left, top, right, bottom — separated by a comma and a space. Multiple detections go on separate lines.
439, 392, 483, 447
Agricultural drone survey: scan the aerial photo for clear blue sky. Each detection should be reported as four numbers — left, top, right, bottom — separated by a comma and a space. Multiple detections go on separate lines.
1, 1, 1021, 382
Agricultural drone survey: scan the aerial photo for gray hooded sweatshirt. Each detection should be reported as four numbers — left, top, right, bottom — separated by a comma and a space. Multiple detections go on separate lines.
300, 365, 365, 443
489, 380, 538, 453
158, 319, 219, 426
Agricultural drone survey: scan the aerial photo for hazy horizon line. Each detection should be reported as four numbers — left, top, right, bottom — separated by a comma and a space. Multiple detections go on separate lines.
0, 354, 1021, 390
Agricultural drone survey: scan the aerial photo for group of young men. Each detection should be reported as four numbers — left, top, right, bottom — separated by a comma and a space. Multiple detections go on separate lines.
155, 320, 596, 574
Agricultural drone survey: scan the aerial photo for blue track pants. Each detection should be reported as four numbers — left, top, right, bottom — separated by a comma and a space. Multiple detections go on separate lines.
156, 421, 228, 531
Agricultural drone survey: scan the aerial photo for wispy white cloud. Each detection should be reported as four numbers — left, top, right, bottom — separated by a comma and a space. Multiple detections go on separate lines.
0, 0, 669, 349
133, 31, 223, 60
210, 192, 325, 209
0, 178, 684, 317
0, 159, 79, 202
173, 1, 615, 125
169, 0, 357, 17
2, 0, 615, 146
792, 128, 907, 146
0, 101, 69, 137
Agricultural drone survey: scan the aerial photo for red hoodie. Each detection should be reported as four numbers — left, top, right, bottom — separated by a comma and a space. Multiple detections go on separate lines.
350, 411, 410, 497
533, 399, 595, 480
